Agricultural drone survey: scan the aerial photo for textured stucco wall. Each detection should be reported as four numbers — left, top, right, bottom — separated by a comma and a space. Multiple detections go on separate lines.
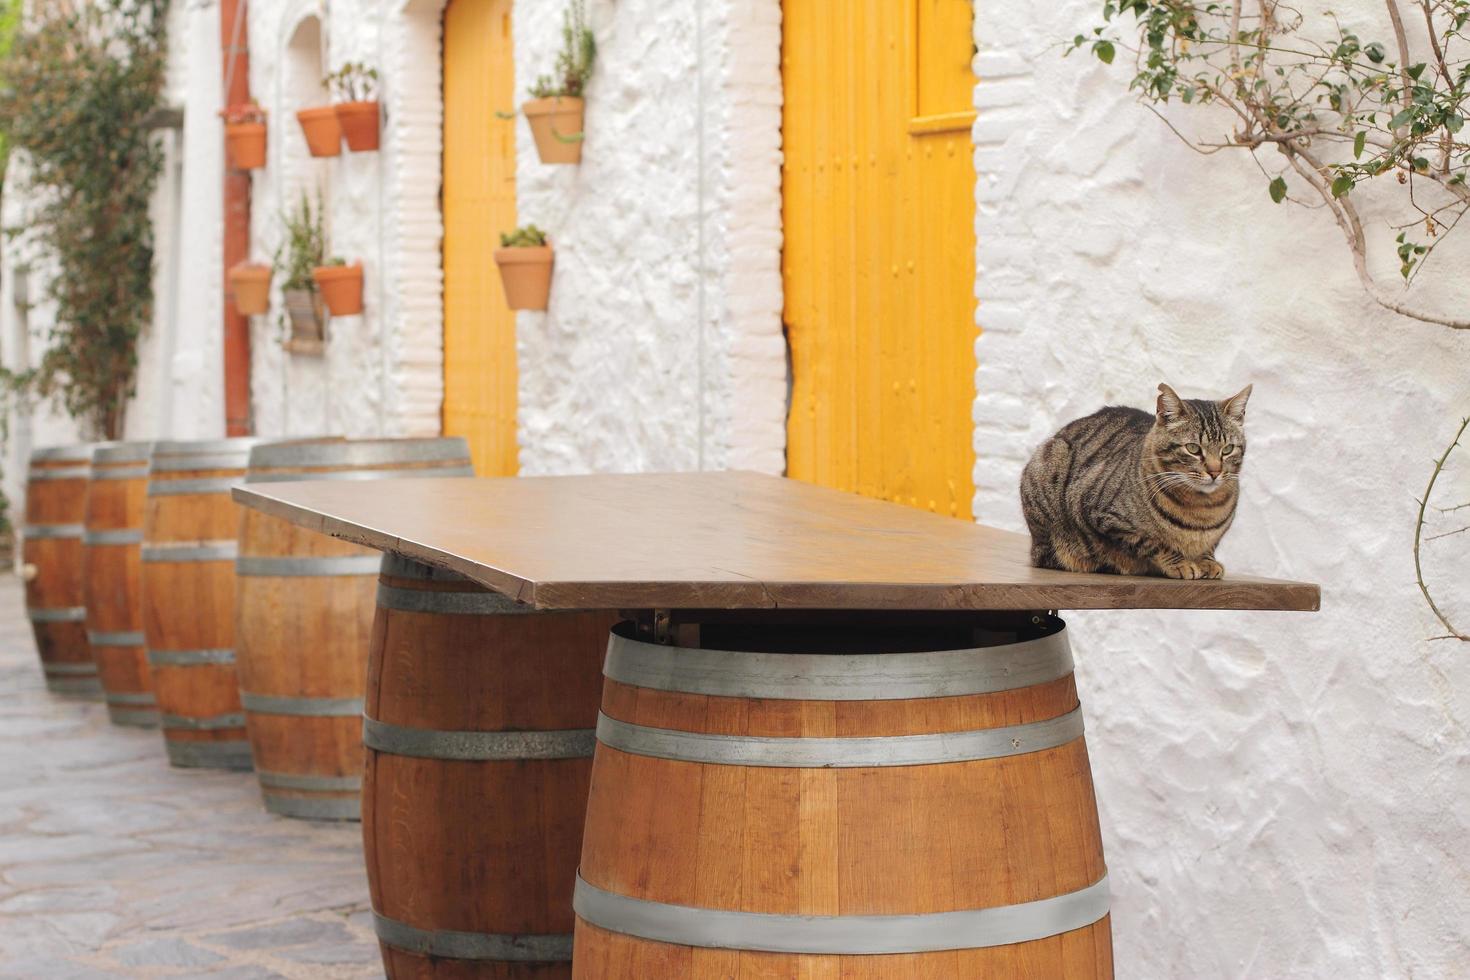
974, 2, 1470, 975
235, 0, 786, 459
512, 0, 785, 475
247, 0, 387, 437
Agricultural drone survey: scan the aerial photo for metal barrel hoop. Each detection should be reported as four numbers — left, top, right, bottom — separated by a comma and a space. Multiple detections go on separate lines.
362, 717, 596, 762
572, 873, 1111, 956
141, 541, 238, 563
235, 555, 383, 577
239, 693, 364, 717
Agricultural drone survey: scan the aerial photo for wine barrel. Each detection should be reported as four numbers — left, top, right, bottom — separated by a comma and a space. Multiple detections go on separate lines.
23, 444, 100, 696
363, 554, 615, 978
143, 438, 273, 769
82, 442, 158, 727
573, 617, 1113, 978
235, 438, 474, 821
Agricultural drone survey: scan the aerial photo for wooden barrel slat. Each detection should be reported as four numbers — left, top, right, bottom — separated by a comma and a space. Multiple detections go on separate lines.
83, 442, 157, 726
573, 619, 1113, 978
143, 437, 274, 767
363, 553, 616, 979
23, 445, 101, 696
235, 438, 473, 821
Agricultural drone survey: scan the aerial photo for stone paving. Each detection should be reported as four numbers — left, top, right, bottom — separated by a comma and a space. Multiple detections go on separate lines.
0, 575, 383, 979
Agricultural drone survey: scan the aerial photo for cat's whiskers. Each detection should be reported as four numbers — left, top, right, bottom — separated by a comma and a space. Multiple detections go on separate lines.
1143, 471, 1194, 504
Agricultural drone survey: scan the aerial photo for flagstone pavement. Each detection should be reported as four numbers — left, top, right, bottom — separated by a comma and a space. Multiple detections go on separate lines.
0, 574, 382, 979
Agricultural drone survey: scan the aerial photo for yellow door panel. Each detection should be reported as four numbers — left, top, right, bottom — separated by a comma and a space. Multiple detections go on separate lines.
443, 0, 518, 476
783, 0, 977, 519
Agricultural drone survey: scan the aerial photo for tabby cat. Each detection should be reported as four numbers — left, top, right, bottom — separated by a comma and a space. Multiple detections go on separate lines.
1020, 383, 1252, 580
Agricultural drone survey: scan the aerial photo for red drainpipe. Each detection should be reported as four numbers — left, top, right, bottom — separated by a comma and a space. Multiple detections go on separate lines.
221, 0, 252, 435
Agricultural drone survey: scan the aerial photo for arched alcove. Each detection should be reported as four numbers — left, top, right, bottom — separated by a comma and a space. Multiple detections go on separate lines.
281, 15, 330, 204
272, 12, 332, 428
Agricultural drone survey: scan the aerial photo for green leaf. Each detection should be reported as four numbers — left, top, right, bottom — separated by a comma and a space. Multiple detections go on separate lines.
1446, 115, 1464, 134
1407, 62, 1426, 81
1353, 131, 1366, 159
1094, 40, 1115, 64
1365, 42, 1386, 63
1331, 174, 1354, 198
1390, 108, 1414, 129
1268, 176, 1288, 203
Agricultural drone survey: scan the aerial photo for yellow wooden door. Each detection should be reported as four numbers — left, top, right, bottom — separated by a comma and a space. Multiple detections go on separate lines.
782, 0, 977, 518
443, 0, 518, 475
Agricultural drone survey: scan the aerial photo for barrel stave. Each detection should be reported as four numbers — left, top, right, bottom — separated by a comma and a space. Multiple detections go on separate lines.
23, 453, 96, 694
364, 559, 613, 978
235, 508, 377, 816
573, 622, 1111, 978
83, 448, 156, 725
143, 442, 261, 766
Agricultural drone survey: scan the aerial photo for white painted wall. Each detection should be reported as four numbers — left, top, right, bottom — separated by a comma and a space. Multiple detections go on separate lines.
974, 2, 1470, 975
230, 0, 786, 462
512, 0, 785, 475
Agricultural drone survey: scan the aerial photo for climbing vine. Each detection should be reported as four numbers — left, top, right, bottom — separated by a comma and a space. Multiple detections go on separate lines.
1072, 0, 1470, 326
1073, 1, 1470, 640
0, 0, 170, 439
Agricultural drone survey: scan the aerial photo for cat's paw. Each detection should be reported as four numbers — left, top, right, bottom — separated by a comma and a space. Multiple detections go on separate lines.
1163, 557, 1224, 580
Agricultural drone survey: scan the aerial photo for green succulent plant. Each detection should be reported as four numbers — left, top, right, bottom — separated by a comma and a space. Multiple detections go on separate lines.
499, 224, 549, 248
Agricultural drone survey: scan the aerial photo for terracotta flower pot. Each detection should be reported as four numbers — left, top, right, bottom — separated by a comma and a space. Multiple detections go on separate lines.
312, 263, 365, 316
335, 101, 381, 152
225, 122, 267, 170
228, 263, 273, 316
493, 246, 554, 310
522, 97, 584, 165
296, 106, 342, 157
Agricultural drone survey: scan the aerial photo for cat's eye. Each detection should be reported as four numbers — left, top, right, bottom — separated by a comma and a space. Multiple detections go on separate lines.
1184, 443, 1202, 455
1222, 444, 1235, 455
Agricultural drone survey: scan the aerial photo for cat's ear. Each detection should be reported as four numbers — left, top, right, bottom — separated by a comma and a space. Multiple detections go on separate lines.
1220, 384, 1253, 423
1156, 383, 1189, 425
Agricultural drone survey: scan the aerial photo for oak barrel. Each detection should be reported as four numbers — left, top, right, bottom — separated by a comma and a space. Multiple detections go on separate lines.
82, 442, 158, 727
235, 438, 474, 820
363, 553, 616, 978
23, 444, 101, 696
573, 617, 1114, 978
143, 438, 276, 768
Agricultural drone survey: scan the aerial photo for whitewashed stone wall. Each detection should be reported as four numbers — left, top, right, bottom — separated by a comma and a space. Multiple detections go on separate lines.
234, 0, 787, 461
510, 0, 785, 474
974, 2, 1470, 976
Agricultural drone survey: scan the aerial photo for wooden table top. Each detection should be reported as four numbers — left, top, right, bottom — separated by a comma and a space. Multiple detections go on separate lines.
233, 471, 1320, 612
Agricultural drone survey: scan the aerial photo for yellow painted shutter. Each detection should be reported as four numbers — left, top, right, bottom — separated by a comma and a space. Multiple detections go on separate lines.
443, 0, 518, 475
782, 0, 978, 518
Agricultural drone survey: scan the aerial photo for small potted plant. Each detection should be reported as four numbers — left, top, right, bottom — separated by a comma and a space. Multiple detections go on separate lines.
313, 258, 365, 316
493, 225, 553, 310
328, 62, 380, 153
522, 0, 593, 164
228, 262, 273, 315
296, 103, 341, 158
222, 102, 268, 170
274, 192, 327, 354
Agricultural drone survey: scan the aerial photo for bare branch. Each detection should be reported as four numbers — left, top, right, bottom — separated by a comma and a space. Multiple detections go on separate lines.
1421, 0, 1453, 85
1414, 416, 1470, 642
1385, 0, 1417, 112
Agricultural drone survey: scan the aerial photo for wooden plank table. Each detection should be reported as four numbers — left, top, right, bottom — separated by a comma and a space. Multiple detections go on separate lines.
234, 471, 1317, 979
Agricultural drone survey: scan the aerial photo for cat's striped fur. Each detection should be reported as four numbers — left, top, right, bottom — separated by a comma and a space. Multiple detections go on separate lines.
1020, 383, 1252, 580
